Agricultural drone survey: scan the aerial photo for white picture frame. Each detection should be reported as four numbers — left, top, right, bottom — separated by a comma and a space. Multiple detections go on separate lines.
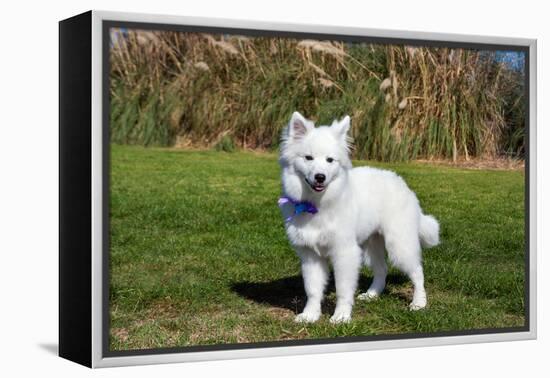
59, 10, 537, 368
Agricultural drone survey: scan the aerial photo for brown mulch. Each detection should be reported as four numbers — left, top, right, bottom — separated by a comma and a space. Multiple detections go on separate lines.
168, 144, 525, 171
415, 158, 525, 171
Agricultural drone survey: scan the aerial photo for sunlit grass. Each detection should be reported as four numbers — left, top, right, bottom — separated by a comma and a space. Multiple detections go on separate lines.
109, 145, 525, 351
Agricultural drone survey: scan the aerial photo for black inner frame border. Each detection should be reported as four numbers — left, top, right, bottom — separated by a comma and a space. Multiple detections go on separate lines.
101, 19, 531, 358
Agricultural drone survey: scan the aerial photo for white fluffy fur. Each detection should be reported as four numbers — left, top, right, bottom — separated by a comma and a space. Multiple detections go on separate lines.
279, 112, 440, 324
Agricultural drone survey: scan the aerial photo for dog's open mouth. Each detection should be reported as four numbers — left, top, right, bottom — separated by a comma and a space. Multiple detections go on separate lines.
305, 178, 326, 192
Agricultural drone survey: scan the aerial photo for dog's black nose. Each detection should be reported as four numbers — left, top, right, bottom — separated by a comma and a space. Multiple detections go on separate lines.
314, 173, 326, 183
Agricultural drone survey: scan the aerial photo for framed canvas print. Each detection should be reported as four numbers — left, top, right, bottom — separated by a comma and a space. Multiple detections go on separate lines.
59, 10, 537, 368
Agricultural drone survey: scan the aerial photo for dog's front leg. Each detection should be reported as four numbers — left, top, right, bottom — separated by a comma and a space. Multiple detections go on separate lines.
330, 244, 362, 324
295, 247, 329, 323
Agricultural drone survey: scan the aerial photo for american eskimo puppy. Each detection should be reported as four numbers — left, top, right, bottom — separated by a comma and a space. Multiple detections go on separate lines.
278, 112, 440, 324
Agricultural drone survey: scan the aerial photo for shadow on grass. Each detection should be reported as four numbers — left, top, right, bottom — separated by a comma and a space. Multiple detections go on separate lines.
231, 273, 408, 314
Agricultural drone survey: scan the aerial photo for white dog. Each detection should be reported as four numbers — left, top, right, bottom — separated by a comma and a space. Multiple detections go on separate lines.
279, 112, 440, 324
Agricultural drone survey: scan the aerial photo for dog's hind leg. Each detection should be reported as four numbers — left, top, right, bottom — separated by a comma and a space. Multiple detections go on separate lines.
405, 264, 426, 310
384, 226, 427, 310
295, 247, 329, 323
358, 234, 387, 301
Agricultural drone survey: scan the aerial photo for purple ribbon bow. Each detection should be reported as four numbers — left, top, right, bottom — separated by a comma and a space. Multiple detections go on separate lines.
278, 196, 318, 222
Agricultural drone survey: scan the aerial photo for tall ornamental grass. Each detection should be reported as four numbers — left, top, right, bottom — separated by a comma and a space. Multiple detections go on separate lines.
110, 30, 525, 162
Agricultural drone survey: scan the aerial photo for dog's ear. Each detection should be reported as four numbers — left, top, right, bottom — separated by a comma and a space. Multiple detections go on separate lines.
332, 115, 351, 140
288, 112, 313, 141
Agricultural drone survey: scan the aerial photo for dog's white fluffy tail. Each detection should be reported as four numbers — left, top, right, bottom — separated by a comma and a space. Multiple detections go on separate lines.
419, 214, 440, 248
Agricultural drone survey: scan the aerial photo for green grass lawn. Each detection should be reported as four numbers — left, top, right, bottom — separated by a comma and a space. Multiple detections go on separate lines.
109, 145, 526, 351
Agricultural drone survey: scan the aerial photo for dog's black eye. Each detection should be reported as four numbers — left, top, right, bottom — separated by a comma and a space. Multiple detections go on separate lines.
326, 157, 334, 163
305, 155, 314, 161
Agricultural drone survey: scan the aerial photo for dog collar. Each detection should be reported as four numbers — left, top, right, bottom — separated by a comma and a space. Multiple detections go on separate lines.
278, 196, 318, 222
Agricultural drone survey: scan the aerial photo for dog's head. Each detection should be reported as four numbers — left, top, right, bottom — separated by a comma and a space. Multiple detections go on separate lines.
280, 111, 352, 195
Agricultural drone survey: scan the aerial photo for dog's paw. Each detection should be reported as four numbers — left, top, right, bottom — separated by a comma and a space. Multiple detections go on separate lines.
329, 310, 352, 324
294, 311, 321, 323
357, 291, 379, 301
409, 298, 427, 311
